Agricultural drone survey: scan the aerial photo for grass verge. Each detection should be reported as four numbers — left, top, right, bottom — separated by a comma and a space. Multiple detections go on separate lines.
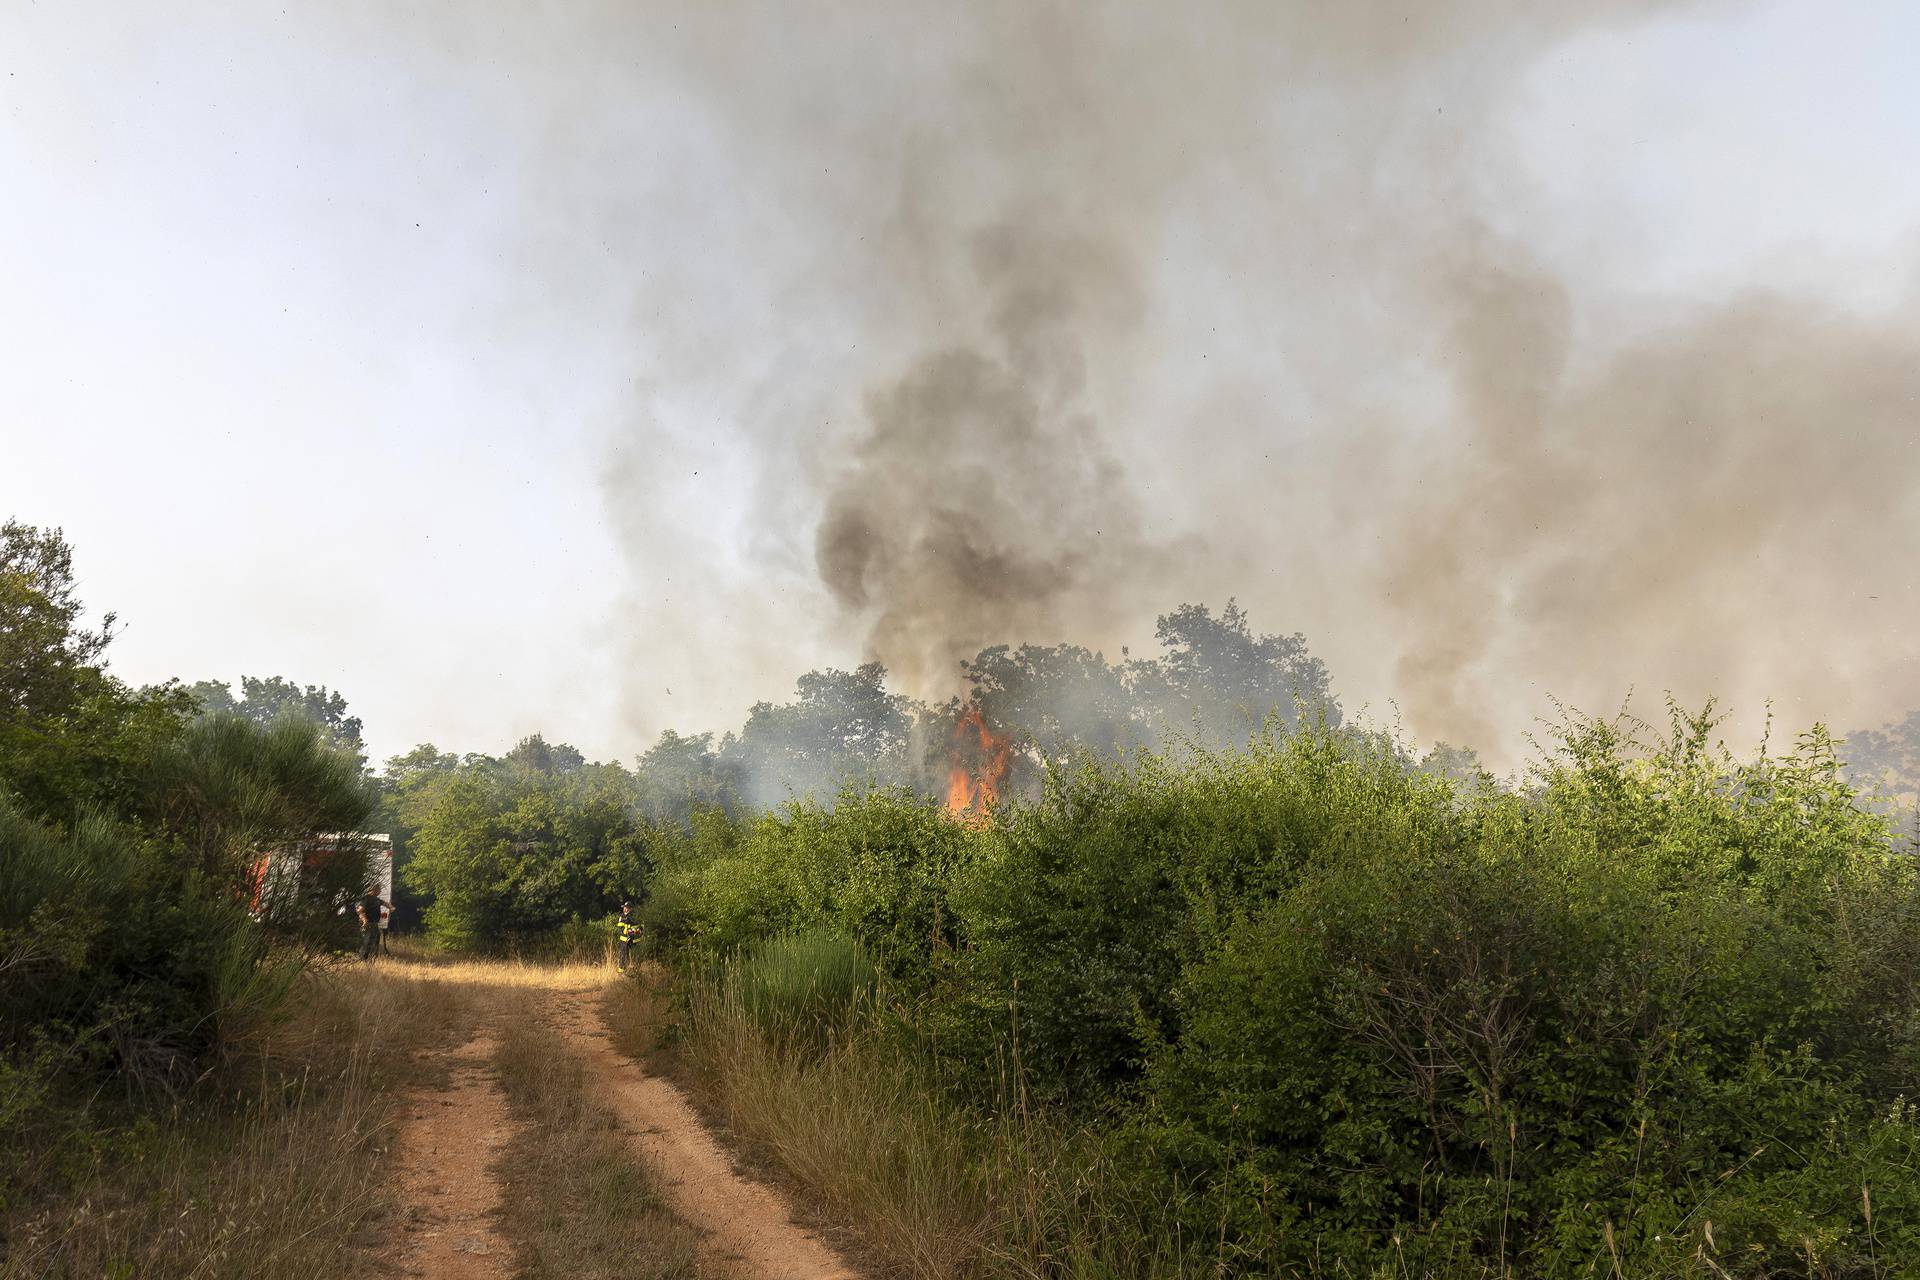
606, 960, 1187, 1280
1, 958, 469, 1279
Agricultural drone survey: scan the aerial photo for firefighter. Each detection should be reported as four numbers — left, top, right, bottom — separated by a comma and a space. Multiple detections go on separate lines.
615, 900, 641, 971
356, 887, 384, 962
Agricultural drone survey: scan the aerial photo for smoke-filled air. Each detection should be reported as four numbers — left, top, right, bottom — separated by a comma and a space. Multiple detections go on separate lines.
578, 0, 1920, 769
8, 3, 1920, 1278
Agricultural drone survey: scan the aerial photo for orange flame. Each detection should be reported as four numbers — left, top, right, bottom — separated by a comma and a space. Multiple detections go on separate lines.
945, 706, 1011, 822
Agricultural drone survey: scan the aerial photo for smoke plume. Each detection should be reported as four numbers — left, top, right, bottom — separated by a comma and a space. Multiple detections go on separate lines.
812, 225, 1174, 692
1380, 239, 1920, 751
314, 0, 1919, 763
613, 0, 1754, 729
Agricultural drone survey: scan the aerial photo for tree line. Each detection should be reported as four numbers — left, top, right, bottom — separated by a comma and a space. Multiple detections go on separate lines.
345, 600, 1346, 947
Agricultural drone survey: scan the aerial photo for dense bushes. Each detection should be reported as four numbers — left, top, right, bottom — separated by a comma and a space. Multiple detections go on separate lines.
1134, 724, 1920, 1271
1, 522, 380, 1218
141, 712, 375, 884
384, 599, 1345, 948
670, 793, 970, 982
646, 712, 1920, 1276
402, 746, 655, 950
0, 800, 292, 1098
0, 715, 375, 1201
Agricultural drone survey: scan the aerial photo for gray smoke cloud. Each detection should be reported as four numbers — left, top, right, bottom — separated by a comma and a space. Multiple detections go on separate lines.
618, 0, 1742, 727
300, 0, 1919, 764
811, 224, 1176, 692
1379, 237, 1920, 751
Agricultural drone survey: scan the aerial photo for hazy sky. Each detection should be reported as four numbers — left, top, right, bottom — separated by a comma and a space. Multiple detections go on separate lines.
4, 1, 1917, 770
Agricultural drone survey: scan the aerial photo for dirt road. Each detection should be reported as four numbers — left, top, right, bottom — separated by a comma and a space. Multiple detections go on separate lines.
389, 1033, 516, 1279
544, 985, 859, 1280
382, 963, 856, 1280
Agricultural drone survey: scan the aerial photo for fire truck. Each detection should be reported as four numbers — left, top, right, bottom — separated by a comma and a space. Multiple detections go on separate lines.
247, 833, 393, 932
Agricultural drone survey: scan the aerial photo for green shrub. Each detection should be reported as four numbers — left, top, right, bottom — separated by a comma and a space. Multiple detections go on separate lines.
141, 712, 376, 886
2, 713, 374, 1214
0, 797, 301, 1096
938, 727, 1452, 1105
2, 522, 391, 1228
652, 709, 1920, 1276
637, 806, 745, 948
1120, 714, 1920, 1273
680, 789, 975, 971
402, 759, 655, 951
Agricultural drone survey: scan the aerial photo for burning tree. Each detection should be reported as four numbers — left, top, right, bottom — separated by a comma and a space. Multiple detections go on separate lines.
944, 705, 1011, 822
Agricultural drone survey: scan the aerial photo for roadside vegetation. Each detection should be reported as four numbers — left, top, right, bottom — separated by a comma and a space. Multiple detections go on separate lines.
373, 599, 1349, 956
0, 518, 694, 1280
624, 713, 1920, 1278
0, 961, 466, 1278
0, 520, 414, 1276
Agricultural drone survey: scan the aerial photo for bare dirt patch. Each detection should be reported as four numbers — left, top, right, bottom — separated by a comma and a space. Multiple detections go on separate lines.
388, 1032, 516, 1280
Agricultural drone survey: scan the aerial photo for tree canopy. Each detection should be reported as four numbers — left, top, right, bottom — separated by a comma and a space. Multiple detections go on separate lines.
0, 520, 192, 820
185, 675, 366, 765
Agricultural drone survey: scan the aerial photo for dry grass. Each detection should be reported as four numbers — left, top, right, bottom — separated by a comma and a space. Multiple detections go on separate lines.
381, 955, 616, 988
608, 975, 1004, 1279
605, 970, 1198, 1280
487, 985, 704, 1280
9, 947, 912, 1279
377, 934, 618, 989
0, 961, 471, 1279
361, 946, 703, 1277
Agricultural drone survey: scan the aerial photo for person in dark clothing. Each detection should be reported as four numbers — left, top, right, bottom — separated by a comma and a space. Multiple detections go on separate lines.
356, 889, 384, 961
615, 901, 641, 971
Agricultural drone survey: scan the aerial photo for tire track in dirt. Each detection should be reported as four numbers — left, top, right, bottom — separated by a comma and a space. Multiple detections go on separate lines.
544, 988, 860, 1280
389, 1032, 516, 1279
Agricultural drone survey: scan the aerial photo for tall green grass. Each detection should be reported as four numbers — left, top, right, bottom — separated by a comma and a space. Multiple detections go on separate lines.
725, 928, 878, 1041
660, 945, 1267, 1278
